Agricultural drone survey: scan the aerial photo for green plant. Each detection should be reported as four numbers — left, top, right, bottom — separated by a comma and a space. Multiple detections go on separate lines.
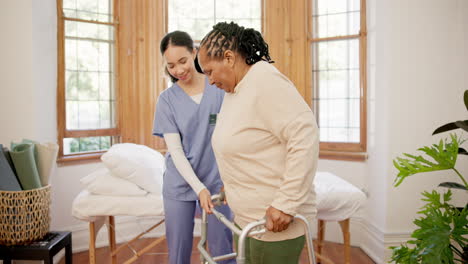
390, 90, 468, 264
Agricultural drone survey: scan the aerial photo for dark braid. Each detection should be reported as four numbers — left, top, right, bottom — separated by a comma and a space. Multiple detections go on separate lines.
200, 22, 274, 65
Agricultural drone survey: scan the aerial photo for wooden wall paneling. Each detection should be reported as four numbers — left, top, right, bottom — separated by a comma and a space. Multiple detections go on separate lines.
263, 0, 291, 78
263, 0, 310, 101
118, 0, 167, 151
288, 0, 309, 99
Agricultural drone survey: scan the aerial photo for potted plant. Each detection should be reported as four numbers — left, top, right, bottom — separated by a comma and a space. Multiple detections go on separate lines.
390, 90, 468, 263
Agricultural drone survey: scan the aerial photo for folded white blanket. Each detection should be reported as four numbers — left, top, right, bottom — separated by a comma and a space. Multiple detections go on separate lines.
101, 143, 164, 195
72, 190, 164, 222
315, 172, 366, 221
80, 167, 147, 196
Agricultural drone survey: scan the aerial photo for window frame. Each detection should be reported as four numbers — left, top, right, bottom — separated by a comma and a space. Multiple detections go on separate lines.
307, 0, 368, 161
56, 0, 121, 163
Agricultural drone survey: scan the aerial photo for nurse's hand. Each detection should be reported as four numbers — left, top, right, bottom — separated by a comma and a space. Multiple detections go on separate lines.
265, 206, 293, 232
199, 188, 214, 214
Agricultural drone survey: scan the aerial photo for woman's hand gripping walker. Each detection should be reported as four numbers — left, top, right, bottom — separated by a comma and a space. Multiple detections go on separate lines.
197, 193, 317, 264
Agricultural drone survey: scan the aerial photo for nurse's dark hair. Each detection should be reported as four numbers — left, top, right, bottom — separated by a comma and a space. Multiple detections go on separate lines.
199, 21, 274, 65
160, 30, 203, 83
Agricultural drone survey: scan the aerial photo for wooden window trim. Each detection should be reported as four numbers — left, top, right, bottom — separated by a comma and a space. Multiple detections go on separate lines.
307, 0, 368, 161
56, 0, 121, 164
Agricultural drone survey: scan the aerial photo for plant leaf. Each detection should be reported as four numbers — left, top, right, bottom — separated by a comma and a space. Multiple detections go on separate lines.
391, 190, 467, 264
433, 122, 459, 135
393, 134, 460, 187
464, 90, 468, 111
433, 120, 468, 135
455, 120, 468, 133
459, 148, 468, 155
439, 182, 468, 191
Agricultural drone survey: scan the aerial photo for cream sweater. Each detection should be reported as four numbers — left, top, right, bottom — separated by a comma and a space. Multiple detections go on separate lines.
212, 61, 319, 241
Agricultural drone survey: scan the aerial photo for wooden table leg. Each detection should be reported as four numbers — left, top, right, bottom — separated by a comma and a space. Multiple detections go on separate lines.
339, 219, 351, 264
108, 216, 117, 264
317, 219, 326, 264
89, 222, 96, 264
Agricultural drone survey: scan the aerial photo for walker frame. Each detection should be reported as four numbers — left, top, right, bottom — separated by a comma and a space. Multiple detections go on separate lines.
197, 193, 317, 264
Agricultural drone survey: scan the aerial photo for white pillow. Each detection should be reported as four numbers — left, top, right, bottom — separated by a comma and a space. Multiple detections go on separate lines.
81, 168, 147, 196
101, 143, 164, 195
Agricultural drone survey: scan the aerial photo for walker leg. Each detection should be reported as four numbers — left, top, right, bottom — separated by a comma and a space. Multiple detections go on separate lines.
199, 210, 209, 264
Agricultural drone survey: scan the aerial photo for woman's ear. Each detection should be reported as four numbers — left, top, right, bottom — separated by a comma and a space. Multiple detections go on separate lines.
223, 50, 235, 67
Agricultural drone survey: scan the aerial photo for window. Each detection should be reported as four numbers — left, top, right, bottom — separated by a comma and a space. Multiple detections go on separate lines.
57, 0, 119, 161
309, 0, 367, 160
167, 0, 262, 41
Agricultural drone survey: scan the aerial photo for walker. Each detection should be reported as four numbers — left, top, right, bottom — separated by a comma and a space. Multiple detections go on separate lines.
197, 193, 317, 264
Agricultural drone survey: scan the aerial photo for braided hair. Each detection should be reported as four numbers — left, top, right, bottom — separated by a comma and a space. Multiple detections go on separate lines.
200, 22, 274, 65
160, 31, 203, 83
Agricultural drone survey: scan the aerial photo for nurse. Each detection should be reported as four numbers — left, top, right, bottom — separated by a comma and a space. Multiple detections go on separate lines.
153, 31, 235, 264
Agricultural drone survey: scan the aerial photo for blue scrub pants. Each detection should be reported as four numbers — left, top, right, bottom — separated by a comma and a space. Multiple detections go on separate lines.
164, 196, 236, 264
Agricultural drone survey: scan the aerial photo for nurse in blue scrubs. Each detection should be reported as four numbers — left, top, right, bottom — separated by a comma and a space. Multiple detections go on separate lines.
153, 31, 235, 264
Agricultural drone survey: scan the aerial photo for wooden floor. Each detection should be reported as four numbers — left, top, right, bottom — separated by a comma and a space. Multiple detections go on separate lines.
61, 237, 375, 264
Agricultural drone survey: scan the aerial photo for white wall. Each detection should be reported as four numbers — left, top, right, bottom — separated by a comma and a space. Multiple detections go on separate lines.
317, 0, 468, 262
357, 0, 466, 262
0, 1, 34, 142
1, 0, 467, 263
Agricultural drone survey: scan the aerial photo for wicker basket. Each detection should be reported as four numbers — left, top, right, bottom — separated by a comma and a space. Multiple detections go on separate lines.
0, 185, 51, 246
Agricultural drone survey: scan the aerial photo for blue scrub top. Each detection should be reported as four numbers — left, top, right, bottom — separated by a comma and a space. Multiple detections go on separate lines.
153, 78, 225, 201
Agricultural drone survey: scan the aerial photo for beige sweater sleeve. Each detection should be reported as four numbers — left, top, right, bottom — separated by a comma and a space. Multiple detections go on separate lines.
256, 72, 319, 216
270, 111, 319, 215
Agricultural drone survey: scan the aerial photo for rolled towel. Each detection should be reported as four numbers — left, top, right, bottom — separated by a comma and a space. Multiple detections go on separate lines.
2, 145, 17, 176
35, 142, 59, 186
13, 139, 58, 187
10, 143, 42, 190
0, 144, 22, 191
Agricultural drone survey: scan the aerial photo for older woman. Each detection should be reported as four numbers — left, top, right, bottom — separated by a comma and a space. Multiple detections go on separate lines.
197, 22, 319, 264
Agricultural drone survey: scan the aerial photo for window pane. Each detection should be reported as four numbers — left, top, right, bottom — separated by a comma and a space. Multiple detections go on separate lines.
312, 38, 361, 143
312, 0, 360, 38
66, 101, 79, 129
313, 0, 360, 15
168, 0, 262, 41
328, 128, 348, 142
349, 98, 360, 128
63, 136, 111, 155
168, 0, 215, 41
78, 101, 100, 129
65, 70, 79, 100
65, 21, 114, 41
215, 0, 261, 30
61, 0, 117, 156
314, 11, 360, 38
328, 99, 347, 127
63, 0, 113, 23
168, 17, 214, 41
99, 101, 111, 128
64, 22, 116, 131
